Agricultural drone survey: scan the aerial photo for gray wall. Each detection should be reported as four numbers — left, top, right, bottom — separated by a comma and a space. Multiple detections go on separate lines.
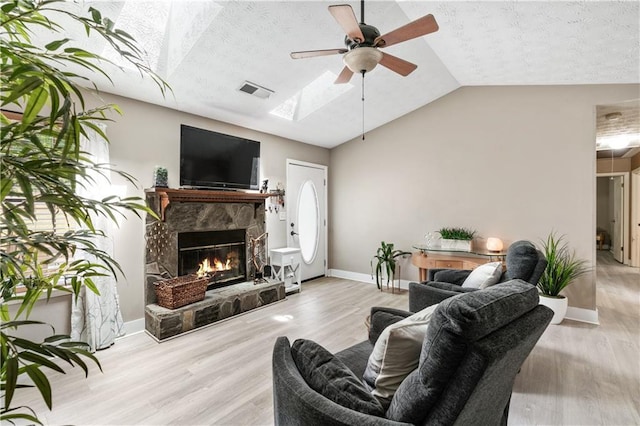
95, 93, 330, 322
329, 84, 639, 311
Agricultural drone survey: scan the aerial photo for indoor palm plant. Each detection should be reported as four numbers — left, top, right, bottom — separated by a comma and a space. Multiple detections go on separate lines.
537, 232, 590, 324
371, 241, 410, 290
1, 0, 168, 423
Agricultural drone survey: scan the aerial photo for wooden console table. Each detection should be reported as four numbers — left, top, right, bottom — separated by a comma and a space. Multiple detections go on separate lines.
412, 246, 507, 282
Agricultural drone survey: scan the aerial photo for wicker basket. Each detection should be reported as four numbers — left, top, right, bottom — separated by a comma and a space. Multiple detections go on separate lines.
154, 274, 208, 309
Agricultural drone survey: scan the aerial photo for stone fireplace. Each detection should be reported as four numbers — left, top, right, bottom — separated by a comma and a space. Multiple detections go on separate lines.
144, 188, 284, 340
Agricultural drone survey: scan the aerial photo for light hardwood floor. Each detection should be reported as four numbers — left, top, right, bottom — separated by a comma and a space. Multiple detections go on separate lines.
12, 253, 640, 425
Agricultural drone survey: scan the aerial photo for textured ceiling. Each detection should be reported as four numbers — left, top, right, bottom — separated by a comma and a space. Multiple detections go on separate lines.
44, 1, 640, 148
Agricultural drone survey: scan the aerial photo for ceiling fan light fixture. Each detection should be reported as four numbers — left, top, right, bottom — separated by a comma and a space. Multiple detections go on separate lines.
343, 47, 383, 73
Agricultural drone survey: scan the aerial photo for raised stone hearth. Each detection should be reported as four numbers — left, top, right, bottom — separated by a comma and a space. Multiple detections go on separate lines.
144, 188, 278, 340
145, 280, 285, 341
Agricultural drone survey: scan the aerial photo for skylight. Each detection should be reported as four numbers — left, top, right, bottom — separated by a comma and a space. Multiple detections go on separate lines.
93, 0, 222, 76
270, 71, 354, 121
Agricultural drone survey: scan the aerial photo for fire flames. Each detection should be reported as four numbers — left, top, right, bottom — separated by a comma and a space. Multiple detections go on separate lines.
196, 257, 231, 278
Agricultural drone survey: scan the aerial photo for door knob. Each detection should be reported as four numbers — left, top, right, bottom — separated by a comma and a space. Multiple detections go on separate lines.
291, 230, 298, 236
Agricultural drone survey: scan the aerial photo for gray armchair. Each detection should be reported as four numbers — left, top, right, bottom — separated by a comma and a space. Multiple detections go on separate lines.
272, 280, 553, 426
409, 240, 547, 312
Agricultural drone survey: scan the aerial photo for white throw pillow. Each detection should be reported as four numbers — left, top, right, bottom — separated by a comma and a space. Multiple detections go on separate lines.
363, 304, 439, 401
461, 262, 503, 289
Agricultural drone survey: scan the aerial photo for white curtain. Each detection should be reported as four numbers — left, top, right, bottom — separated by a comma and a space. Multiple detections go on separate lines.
70, 125, 125, 351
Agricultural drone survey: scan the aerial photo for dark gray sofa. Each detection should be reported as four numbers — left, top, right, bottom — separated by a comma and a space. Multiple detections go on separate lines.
409, 240, 547, 312
272, 280, 553, 426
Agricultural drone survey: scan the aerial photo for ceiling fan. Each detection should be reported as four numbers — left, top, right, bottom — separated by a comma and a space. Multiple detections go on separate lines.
290, 1, 439, 84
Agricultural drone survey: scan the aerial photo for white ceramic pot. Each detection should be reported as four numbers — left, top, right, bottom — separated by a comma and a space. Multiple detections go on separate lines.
440, 239, 472, 252
539, 294, 568, 324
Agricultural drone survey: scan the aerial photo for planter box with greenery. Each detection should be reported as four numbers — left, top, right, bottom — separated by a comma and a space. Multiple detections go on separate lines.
438, 227, 476, 251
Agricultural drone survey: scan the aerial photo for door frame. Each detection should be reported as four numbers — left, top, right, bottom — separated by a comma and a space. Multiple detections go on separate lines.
632, 167, 640, 267
286, 159, 328, 278
596, 171, 630, 265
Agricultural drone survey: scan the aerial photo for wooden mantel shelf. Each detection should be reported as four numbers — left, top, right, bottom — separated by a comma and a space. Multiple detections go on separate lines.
145, 188, 269, 221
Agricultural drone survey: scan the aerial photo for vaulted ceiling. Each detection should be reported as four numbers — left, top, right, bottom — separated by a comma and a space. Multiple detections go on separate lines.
51, 1, 640, 148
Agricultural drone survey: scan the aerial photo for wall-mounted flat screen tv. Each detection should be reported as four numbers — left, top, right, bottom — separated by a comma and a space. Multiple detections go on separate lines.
180, 125, 260, 190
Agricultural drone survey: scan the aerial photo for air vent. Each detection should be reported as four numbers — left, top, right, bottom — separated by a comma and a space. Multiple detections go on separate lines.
238, 81, 274, 99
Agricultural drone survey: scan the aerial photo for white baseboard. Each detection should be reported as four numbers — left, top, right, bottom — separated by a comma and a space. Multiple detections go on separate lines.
118, 317, 145, 339
565, 306, 599, 325
328, 269, 411, 290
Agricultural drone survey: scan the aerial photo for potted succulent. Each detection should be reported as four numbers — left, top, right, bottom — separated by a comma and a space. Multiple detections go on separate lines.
371, 241, 410, 290
537, 232, 590, 324
438, 227, 476, 251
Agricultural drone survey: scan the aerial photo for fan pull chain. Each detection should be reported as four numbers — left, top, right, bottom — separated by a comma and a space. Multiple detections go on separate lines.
361, 70, 365, 140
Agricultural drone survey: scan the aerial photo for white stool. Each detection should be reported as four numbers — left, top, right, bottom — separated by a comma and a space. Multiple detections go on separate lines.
270, 248, 302, 294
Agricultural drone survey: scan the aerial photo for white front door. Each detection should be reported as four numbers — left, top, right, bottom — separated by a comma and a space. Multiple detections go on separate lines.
286, 160, 327, 281
611, 176, 624, 263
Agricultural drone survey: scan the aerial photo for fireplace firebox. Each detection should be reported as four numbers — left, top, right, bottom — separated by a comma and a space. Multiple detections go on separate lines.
178, 229, 246, 290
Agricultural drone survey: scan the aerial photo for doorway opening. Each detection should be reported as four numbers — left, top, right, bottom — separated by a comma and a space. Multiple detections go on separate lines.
596, 173, 629, 264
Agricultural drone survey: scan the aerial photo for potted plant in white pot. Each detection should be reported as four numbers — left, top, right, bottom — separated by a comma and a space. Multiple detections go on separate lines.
538, 232, 590, 324
438, 227, 476, 251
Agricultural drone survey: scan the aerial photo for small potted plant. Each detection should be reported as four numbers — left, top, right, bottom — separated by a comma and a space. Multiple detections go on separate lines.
371, 241, 410, 290
537, 232, 590, 324
153, 166, 168, 187
438, 227, 476, 251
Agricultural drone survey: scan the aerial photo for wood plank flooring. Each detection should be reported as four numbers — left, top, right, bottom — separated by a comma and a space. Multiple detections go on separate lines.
12, 253, 640, 425
511, 251, 640, 426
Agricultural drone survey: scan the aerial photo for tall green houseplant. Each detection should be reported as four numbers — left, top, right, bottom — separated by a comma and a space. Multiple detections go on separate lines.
537, 232, 589, 324
371, 241, 410, 290
1, 0, 168, 423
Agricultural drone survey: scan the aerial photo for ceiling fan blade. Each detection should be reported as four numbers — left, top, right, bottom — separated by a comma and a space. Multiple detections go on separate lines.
329, 4, 365, 42
291, 48, 347, 59
375, 14, 439, 48
379, 52, 417, 76
334, 66, 354, 84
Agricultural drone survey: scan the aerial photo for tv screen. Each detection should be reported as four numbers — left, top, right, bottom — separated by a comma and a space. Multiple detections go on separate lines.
180, 125, 260, 190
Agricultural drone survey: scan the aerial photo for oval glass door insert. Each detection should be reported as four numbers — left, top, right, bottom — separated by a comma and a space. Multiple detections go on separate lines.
297, 180, 319, 264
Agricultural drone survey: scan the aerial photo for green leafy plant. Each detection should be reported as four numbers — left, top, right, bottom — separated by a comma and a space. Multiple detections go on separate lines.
153, 166, 168, 187
538, 232, 590, 298
438, 227, 476, 240
371, 241, 410, 290
1, 0, 168, 423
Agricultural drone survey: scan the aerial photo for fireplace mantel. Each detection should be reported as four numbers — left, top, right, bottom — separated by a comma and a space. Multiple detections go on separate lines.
146, 188, 269, 221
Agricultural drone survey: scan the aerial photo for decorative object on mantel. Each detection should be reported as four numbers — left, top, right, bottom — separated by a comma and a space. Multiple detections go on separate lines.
486, 237, 504, 252
154, 274, 208, 309
153, 166, 168, 187
261, 179, 269, 193
267, 182, 285, 213
437, 227, 476, 252
250, 232, 269, 283
371, 241, 410, 292
537, 232, 590, 324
